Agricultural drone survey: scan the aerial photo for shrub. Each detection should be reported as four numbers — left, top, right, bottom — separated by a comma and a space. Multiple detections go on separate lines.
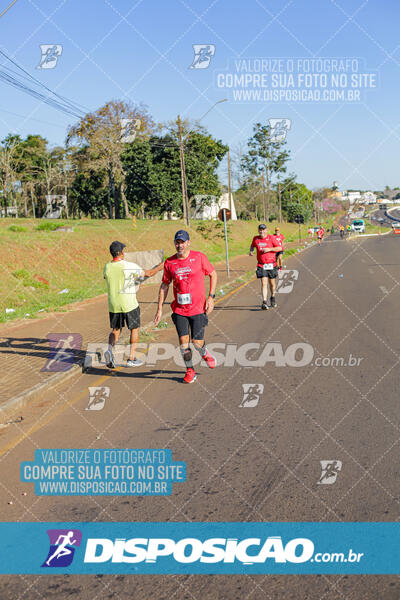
8, 225, 27, 232
195, 220, 231, 240
12, 269, 48, 288
35, 221, 66, 231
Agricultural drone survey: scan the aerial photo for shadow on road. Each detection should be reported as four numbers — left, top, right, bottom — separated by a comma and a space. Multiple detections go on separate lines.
214, 305, 260, 311
83, 366, 183, 383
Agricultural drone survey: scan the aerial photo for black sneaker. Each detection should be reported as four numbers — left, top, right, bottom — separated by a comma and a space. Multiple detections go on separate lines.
270, 296, 277, 308
261, 301, 269, 310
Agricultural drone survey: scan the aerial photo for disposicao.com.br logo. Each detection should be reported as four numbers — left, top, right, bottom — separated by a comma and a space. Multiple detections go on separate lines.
83, 536, 363, 566
0, 522, 394, 574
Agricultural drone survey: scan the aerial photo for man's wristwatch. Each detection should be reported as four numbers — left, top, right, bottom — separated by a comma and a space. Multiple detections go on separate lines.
209, 293, 216, 299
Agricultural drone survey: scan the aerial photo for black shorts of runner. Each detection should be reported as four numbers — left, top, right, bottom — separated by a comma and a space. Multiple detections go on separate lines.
172, 312, 208, 340
256, 265, 278, 279
109, 306, 140, 330
276, 251, 284, 258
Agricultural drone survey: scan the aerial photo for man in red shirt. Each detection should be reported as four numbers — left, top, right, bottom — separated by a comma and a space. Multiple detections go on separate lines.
154, 230, 217, 384
317, 225, 325, 245
250, 224, 282, 310
273, 226, 285, 271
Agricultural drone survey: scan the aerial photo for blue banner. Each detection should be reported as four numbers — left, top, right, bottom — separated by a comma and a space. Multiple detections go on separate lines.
0, 522, 398, 574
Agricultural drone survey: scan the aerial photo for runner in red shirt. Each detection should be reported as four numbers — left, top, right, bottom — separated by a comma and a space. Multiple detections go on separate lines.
154, 230, 217, 384
273, 226, 285, 271
250, 224, 282, 310
317, 225, 325, 245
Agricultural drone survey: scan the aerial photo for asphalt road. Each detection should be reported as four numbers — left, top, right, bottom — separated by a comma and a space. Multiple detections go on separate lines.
369, 207, 399, 227
0, 234, 399, 599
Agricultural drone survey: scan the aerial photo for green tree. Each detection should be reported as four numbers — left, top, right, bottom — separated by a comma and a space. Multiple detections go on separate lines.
67, 99, 154, 219
0, 134, 21, 213
241, 123, 290, 221
279, 175, 312, 221
121, 139, 154, 216
69, 169, 108, 218
286, 202, 312, 223
122, 130, 228, 218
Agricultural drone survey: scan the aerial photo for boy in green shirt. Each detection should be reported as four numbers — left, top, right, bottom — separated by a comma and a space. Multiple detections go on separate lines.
103, 241, 163, 368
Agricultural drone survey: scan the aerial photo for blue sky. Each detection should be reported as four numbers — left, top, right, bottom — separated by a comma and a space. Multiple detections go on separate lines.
0, 0, 399, 190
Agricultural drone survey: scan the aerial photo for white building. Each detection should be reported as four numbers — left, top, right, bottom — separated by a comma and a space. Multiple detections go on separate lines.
193, 193, 237, 220
347, 191, 361, 204
362, 191, 377, 204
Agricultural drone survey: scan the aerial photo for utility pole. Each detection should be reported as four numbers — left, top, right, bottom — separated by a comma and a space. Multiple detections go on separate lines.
222, 208, 230, 276
175, 101, 227, 227
262, 171, 266, 222
63, 160, 69, 219
278, 180, 282, 223
177, 115, 189, 227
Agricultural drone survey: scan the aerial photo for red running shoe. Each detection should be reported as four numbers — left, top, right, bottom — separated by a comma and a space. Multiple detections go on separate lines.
183, 368, 197, 384
203, 350, 216, 369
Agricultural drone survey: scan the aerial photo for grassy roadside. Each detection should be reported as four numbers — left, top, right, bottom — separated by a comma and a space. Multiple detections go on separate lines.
0, 217, 329, 323
364, 221, 391, 234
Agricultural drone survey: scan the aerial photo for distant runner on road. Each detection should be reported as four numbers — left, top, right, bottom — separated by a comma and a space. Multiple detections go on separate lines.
340, 224, 345, 239
317, 225, 325, 245
273, 226, 285, 271
249, 223, 282, 310
154, 230, 217, 384
103, 241, 163, 369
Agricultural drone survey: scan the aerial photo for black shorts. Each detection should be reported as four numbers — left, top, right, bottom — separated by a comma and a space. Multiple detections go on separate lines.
276, 251, 284, 258
172, 312, 208, 340
256, 265, 278, 279
109, 306, 140, 330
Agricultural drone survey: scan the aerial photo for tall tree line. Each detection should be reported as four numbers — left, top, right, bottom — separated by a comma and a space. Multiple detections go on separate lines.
0, 99, 228, 219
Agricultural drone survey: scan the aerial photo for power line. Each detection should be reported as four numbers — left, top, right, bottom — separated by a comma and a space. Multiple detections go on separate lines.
0, 0, 18, 19
0, 67, 84, 118
0, 48, 88, 115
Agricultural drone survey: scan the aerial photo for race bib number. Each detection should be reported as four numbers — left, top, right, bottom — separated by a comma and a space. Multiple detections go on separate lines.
263, 263, 274, 270
177, 293, 192, 305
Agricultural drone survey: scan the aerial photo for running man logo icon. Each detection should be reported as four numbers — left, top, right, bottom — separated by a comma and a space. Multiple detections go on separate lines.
240, 384, 264, 407
37, 44, 63, 69
42, 529, 82, 567
276, 270, 299, 294
121, 268, 144, 294
268, 118, 291, 142
189, 44, 215, 69
86, 386, 110, 410
317, 460, 342, 485
120, 118, 141, 143
42, 333, 82, 372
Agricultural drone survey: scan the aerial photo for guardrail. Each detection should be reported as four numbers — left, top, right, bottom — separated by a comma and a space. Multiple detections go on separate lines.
385, 206, 400, 222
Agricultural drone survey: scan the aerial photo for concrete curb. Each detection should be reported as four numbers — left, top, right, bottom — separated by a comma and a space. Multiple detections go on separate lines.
346, 230, 392, 241
0, 308, 172, 421
0, 366, 81, 420
386, 206, 400, 220
0, 240, 319, 419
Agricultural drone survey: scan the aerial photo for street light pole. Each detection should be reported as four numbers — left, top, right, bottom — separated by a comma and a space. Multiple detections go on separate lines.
227, 149, 232, 213
194, 98, 228, 126
178, 99, 228, 228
